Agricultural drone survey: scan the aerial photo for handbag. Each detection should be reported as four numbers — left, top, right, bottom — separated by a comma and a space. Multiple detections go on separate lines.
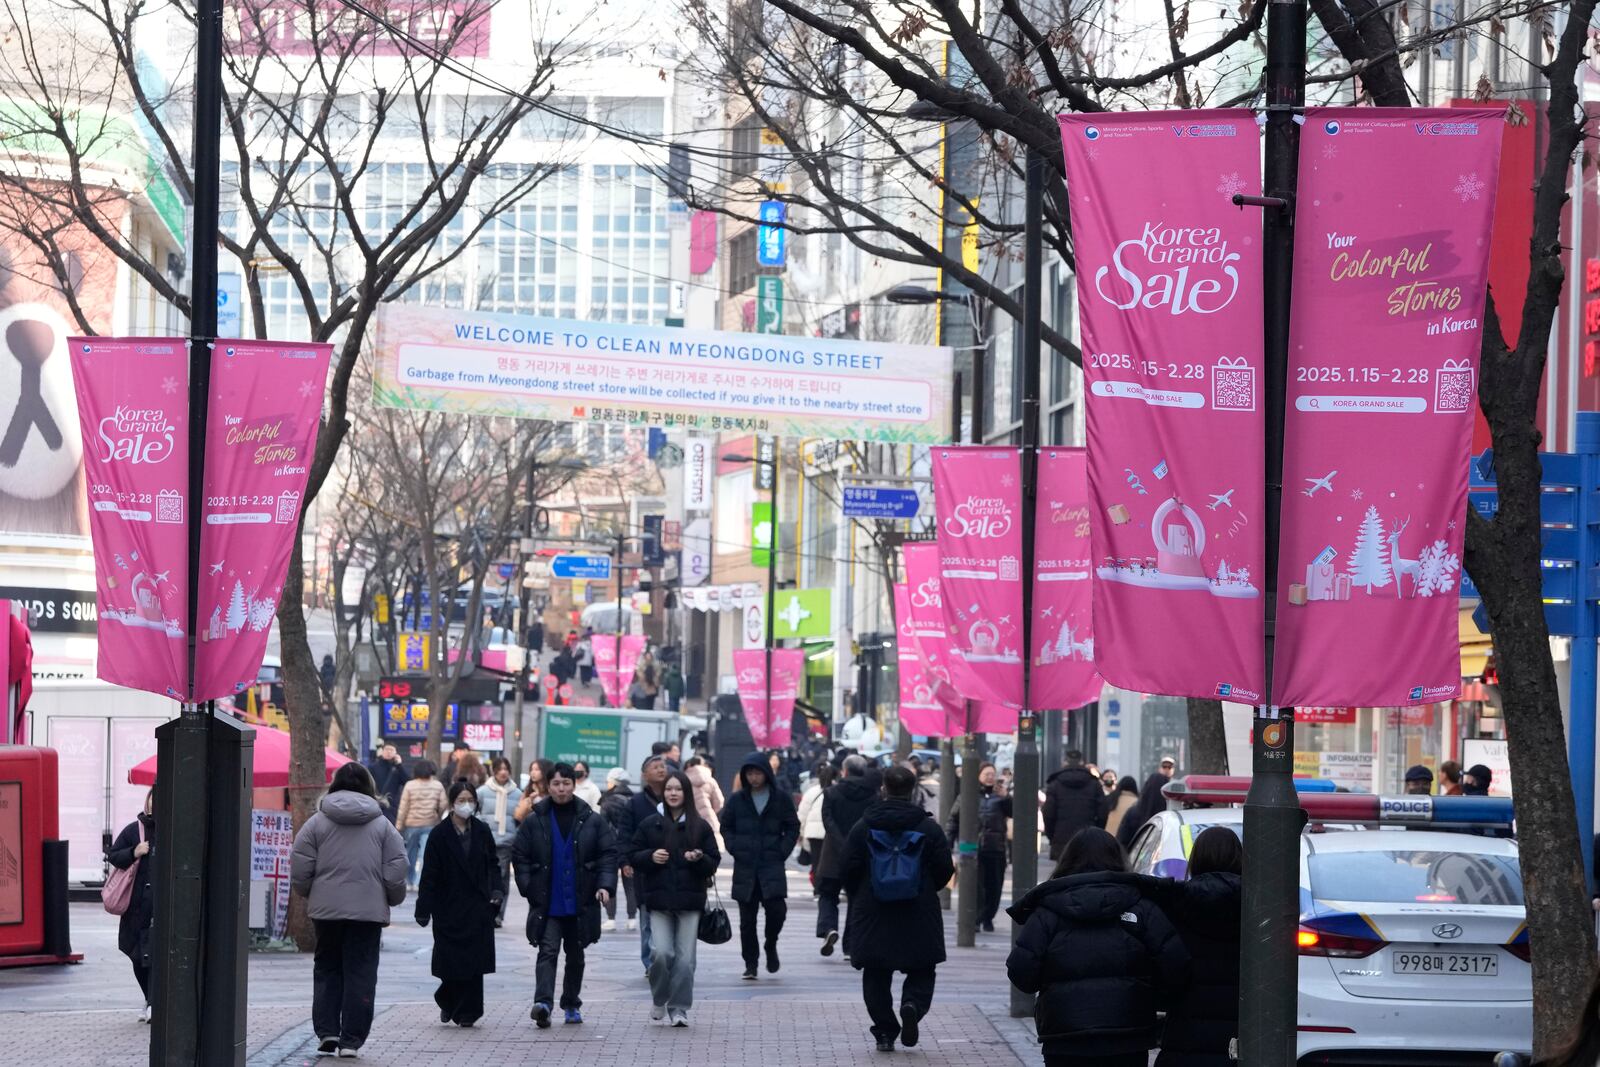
102, 820, 144, 916
697, 878, 732, 945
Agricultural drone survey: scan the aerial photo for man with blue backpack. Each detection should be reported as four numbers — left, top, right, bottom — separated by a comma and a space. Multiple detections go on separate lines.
841, 764, 956, 1053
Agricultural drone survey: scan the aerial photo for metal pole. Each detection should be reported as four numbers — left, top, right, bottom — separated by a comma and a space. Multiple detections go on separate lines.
955, 344, 985, 943
765, 442, 778, 744
1239, 1, 1306, 1061
1009, 147, 1045, 1018
511, 460, 535, 769
1574, 411, 1599, 895
939, 372, 963, 910
614, 529, 624, 708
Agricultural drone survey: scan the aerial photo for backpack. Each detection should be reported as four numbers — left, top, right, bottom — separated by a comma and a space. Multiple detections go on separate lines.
867, 828, 926, 902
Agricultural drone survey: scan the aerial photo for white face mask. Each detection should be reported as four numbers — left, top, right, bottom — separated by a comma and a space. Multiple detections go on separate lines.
453, 803, 477, 820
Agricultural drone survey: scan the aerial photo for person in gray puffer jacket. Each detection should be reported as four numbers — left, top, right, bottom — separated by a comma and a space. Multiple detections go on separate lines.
291, 763, 408, 1058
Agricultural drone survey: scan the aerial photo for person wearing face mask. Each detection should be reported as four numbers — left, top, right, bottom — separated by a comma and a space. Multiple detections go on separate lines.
416, 781, 503, 1028
477, 758, 522, 928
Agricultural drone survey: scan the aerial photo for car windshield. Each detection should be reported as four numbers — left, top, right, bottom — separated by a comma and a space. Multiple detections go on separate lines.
1308, 849, 1523, 906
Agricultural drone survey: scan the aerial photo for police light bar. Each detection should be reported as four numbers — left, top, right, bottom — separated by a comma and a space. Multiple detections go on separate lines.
1163, 776, 1516, 827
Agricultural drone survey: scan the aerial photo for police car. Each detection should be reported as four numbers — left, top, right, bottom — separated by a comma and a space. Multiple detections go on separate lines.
1125, 778, 1531, 1066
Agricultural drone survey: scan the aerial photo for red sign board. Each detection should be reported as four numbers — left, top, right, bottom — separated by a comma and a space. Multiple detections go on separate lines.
1297, 706, 1356, 725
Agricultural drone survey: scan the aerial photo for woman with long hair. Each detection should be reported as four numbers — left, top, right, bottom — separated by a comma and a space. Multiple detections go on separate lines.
415, 780, 503, 1028
515, 758, 555, 822
396, 758, 448, 889
1007, 828, 1189, 1067
106, 788, 156, 1022
1103, 776, 1142, 839
630, 769, 721, 1026
1154, 827, 1243, 1067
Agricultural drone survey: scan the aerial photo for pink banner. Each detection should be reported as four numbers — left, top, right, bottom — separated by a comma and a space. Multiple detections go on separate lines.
1032, 449, 1104, 709
1275, 108, 1503, 707
932, 446, 1025, 708
733, 647, 803, 748
1059, 111, 1266, 703
69, 338, 191, 699
901, 543, 964, 717
894, 585, 951, 737
194, 340, 331, 700
594, 634, 645, 707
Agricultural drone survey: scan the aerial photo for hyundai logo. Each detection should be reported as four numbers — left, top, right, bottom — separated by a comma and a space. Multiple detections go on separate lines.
1432, 923, 1464, 940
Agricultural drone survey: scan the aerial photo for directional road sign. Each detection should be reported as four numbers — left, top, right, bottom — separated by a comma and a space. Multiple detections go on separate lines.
550, 553, 613, 580
842, 485, 921, 519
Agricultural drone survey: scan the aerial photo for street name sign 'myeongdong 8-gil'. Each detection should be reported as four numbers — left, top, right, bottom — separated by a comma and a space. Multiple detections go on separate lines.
370, 305, 955, 444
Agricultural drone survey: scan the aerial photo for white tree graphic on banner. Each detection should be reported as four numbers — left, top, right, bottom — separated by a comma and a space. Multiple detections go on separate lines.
1346, 505, 1393, 593
225, 580, 248, 633
1415, 540, 1461, 597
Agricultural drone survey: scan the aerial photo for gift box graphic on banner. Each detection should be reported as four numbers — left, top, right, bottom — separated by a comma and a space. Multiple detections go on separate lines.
1212, 356, 1256, 412
1435, 359, 1475, 415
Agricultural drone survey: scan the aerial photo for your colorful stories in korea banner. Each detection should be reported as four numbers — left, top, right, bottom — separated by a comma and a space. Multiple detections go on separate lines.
1058, 111, 1267, 703
1274, 108, 1503, 707
68, 339, 191, 698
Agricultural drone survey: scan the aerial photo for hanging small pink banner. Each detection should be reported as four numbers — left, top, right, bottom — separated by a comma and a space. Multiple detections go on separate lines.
193, 340, 332, 700
932, 446, 1026, 708
69, 338, 191, 700
594, 634, 645, 707
1275, 108, 1503, 707
1032, 449, 1104, 709
901, 542, 966, 724
894, 584, 950, 737
1058, 111, 1266, 703
733, 647, 803, 748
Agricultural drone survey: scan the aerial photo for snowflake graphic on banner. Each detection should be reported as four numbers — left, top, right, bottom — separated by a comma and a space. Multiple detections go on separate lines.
161, 376, 179, 395
1415, 540, 1461, 597
298, 379, 317, 399
1321, 142, 1339, 159
1216, 172, 1247, 197
1454, 172, 1486, 202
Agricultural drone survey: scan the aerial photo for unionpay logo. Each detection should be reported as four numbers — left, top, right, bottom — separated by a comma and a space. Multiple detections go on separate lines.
1324, 120, 1341, 136
1084, 126, 1101, 141
1409, 686, 1425, 701
1215, 683, 1232, 697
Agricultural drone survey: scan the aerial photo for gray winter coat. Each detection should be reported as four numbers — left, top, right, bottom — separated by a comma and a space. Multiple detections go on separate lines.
291, 792, 408, 924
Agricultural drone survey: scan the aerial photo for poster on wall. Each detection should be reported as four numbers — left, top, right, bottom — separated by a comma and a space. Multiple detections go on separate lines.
370, 306, 954, 443
1058, 111, 1266, 704
250, 810, 294, 940
1274, 109, 1504, 708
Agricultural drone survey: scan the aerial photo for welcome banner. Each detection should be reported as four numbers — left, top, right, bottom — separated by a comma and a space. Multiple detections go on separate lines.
931, 446, 1025, 708
69, 338, 191, 699
1032, 449, 1104, 709
194, 340, 332, 700
594, 633, 645, 708
1059, 111, 1266, 703
733, 647, 803, 748
1275, 108, 1503, 707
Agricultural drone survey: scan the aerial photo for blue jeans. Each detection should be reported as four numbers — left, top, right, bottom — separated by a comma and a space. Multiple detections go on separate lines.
647, 910, 700, 1010
403, 826, 430, 887
638, 907, 653, 971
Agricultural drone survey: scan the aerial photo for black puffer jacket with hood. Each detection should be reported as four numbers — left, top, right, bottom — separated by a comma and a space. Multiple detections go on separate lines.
817, 766, 881, 881
841, 797, 955, 972
1042, 766, 1107, 857
719, 752, 800, 902
1006, 871, 1190, 1058
1154, 871, 1242, 1067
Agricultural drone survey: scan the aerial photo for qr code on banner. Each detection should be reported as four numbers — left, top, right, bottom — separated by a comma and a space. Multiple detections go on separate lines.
1212, 358, 1256, 412
1435, 361, 1475, 414
156, 489, 182, 524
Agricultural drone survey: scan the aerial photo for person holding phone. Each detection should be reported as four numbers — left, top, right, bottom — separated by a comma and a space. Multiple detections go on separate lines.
631, 770, 721, 1026
107, 789, 157, 1022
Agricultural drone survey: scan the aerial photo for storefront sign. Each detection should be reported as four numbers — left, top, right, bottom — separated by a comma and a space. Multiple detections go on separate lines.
685, 435, 714, 511
543, 711, 623, 766
0, 586, 96, 634
1275, 108, 1503, 708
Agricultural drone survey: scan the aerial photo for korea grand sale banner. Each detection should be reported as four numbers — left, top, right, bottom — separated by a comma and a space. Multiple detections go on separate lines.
1274, 109, 1503, 707
1058, 112, 1266, 703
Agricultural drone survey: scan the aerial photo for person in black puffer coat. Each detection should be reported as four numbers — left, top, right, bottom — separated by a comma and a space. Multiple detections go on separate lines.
946, 762, 1013, 932
631, 770, 720, 1025
1153, 827, 1242, 1067
817, 755, 881, 955
720, 751, 801, 978
1007, 828, 1190, 1067
1042, 751, 1107, 861
107, 790, 156, 1022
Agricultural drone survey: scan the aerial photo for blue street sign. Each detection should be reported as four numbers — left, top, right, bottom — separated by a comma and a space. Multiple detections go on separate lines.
757, 201, 786, 267
841, 485, 920, 519
550, 554, 613, 580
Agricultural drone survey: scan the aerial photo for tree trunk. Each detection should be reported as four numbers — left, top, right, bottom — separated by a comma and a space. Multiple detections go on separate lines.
1185, 697, 1229, 775
277, 534, 328, 951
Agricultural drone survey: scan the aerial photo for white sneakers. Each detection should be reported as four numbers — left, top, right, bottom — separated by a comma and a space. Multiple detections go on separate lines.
669, 1010, 688, 1028
627, 918, 638, 931
139, 1005, 151, 1024
601, 918, 617, 932
651, 1005, 666, 1021
337, 1049, 359, 1059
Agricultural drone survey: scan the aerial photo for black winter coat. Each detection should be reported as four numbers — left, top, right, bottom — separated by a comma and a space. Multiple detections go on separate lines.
720, 758, 800, 902
842, 798, 955, 972
615, 786, 662, 860
414, 818, 502, 980
599, 783, 633, 844
818, 771, 880, 880
1042, 767, 1107, 857
1007, 872, 1190, 1057
1118, 773, 1172, 848
107, 814, 155, 964
368, 758, 408, 823
630, 811, 720, 912
1154, 872, 1241, 1067
511, 798, 618, 948
946, 785, 1013, 856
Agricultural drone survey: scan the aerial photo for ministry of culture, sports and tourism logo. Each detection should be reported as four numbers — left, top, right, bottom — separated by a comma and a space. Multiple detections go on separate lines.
1324, 120, 1342, 136
1084, 126, 1100, 140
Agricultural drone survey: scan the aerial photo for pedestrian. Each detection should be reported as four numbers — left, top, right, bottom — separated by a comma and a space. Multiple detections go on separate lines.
575, 635, 595, 686
396, 759, 448, 889
1157, 755, 1178, 779
1103, 776, 1141, 839
767, 749, 798, 797
629, 654, 659, 709
1042, 750, 1107, 861
684, 754, 725, 848
661, 660, 685, 712
818, 754, 881, 957
842, 765, 956, 1052
798, 761, 836, 880
1007, 828, 1189, 1067
416, 781, 503, 1028
632, 769, 721, 1026
367, 744, 408, 824
477, 757, 522, 928
106, 789, 156, 1022
320, 653, 337, 700
1100, 768, 1119, 796
290, 762, 409, 1059
1116, 771, 1174, 849
550, 644, 576, 689
515, 758, 554, 822
619, 754, 670, 974
1463, 763, 1495, 796
527, 618, 545, 655
511, 762, 617, 1028
452, 747, 488, 790
599, 769, 641, 931
572, 760, 602, 808
1154, 827, 1242, 1067
946, 762, 1012, 932
1439, 760, 1465, 796
720, 750, 801, 979
1404, 764, 1435, 795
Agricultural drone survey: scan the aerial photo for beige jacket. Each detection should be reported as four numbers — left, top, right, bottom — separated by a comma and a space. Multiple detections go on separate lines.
1104, 792, 1139, 839
686, 763, 724, 843
396, 777, 448, 829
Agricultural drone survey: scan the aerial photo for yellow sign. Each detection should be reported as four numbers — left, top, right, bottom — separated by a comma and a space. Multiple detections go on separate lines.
397, 632, 432, 673
760, 127, 784, 147
960, 197, 982, 274
1293, 752, 1320, 779
373, 593, 390, 624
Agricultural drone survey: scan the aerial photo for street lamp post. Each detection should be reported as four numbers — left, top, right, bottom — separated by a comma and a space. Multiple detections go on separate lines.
724, 445, 779, 745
